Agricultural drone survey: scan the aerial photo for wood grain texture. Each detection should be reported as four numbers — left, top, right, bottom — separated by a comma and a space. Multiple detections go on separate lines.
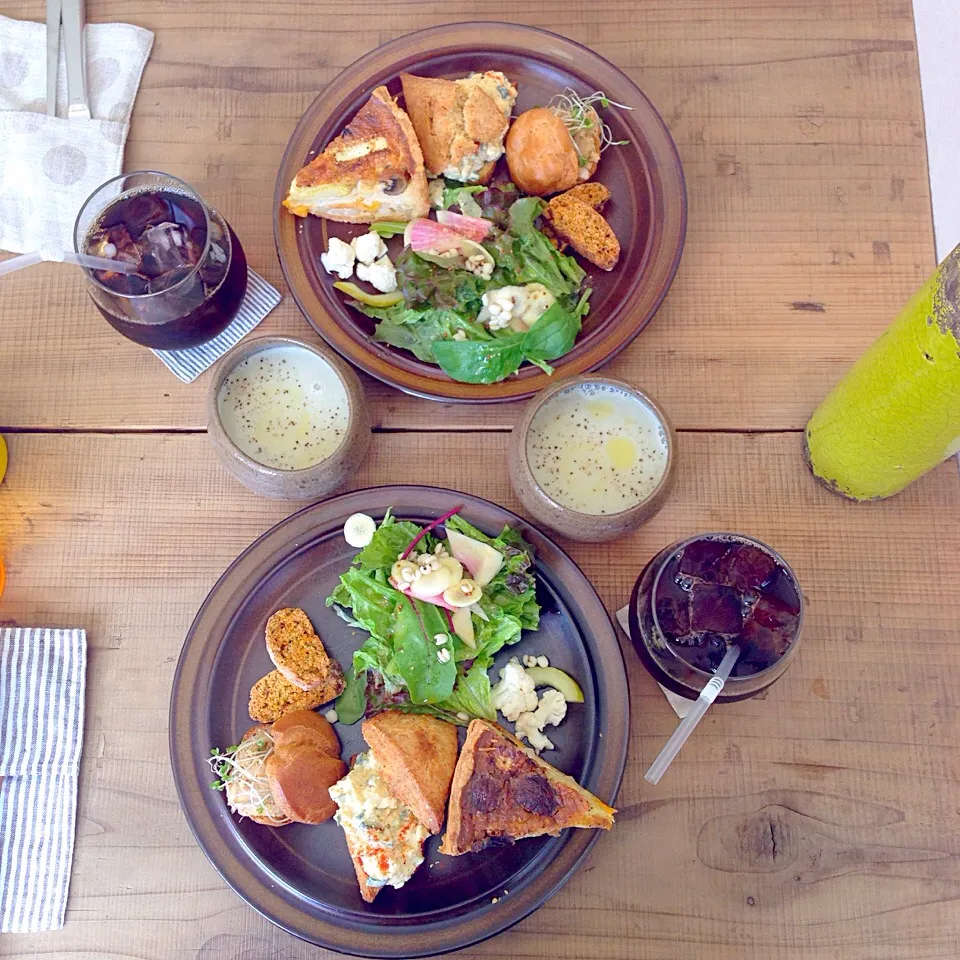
1, 430, 958, 959
0, 0, 934, 431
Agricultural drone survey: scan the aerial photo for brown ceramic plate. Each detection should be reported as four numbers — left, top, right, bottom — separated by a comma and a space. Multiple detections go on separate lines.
170, 486, 629, 957
273, 22, 686, 402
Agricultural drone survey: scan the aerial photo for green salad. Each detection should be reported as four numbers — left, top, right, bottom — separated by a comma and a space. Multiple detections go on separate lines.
343, 188, 591, 384
327, 508, 539, 725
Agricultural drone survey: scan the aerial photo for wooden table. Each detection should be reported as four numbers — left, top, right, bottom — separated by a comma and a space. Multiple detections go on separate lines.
2, 3, 958, 959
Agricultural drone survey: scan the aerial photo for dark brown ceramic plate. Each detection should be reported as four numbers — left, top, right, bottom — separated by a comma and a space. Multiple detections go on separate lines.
170, 486, 629, 958
273, 22, 686, 402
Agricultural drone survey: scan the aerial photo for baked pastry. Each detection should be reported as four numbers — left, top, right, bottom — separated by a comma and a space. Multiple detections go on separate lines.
440, 719, 615, 856
505, 107, 580, 196
248, 669, 344, 724
265, 607, 341, 691
361, 711, 459, 835
328, 712, 458, 903
282, 85, 430, 223
223, 724, 291, 827
543, 192, 620, 271
265, 710, 346, 825
400, 71, 517, 184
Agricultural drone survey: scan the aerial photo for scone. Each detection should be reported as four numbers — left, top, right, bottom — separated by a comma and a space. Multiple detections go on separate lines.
401, 71, 517, 184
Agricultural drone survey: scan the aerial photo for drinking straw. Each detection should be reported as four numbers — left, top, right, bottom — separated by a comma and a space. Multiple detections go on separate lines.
0, 249, 138, 278
644, 644, 741, 785
0, 250, 43, 277
62, 251, 138, 273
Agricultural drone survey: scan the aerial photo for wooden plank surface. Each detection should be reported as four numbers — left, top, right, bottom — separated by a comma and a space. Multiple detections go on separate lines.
1, 431, 959, 959
0, 0, 934, 431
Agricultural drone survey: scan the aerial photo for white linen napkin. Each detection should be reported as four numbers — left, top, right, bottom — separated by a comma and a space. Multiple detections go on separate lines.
0, 628, 87, 932
0, 15, 153, 257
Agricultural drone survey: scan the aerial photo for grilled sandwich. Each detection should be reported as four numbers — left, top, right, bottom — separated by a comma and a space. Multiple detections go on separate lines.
283, 85, 430, 223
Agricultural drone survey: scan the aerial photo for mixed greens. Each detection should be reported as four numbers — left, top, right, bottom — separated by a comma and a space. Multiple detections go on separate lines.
327, 509, 539, 726
344, 189, 591, 384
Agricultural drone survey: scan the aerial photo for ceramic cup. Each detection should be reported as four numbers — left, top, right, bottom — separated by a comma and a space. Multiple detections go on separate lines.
207, 336, 370, 500
508, 375, 676, 542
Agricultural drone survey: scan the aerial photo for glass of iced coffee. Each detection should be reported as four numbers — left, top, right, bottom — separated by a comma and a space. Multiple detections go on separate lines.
629, 533, 804, 701
74, 171, 248, 349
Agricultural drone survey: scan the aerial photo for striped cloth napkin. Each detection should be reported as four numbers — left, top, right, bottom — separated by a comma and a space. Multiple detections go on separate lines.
152, 268, 282, 383
0, 628, 87, 932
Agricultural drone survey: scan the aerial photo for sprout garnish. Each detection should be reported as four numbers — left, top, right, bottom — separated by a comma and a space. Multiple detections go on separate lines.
548, 88, 633, 157
207, 732, 276, 816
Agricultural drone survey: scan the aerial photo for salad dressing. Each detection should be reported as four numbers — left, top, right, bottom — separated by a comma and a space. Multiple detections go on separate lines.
217, 346, 349, 470
526, 382, 668, 515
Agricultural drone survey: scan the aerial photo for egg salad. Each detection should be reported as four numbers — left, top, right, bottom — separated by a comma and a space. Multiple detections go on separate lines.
328, 751, 429, 892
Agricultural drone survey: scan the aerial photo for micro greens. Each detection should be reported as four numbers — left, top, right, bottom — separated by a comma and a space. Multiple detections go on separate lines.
548, 88, 633, 158
207, 732, 276, 817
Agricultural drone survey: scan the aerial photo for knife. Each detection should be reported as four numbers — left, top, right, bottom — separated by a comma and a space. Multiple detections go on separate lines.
46, 0, 60, 116
61, 0, 91, 120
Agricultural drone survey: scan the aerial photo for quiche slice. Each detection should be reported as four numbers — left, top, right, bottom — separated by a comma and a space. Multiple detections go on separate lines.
282, 85, 430, 223
440, 719, 615, 856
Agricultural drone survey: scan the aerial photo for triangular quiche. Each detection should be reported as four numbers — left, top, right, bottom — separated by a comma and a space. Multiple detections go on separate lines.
440, 719, 615, 856
282, 85, 429, 223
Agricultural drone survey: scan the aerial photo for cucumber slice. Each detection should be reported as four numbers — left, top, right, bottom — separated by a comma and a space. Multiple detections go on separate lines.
525, 666, 584, 703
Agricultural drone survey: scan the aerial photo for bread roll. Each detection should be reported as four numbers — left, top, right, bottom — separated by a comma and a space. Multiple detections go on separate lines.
263, 710, 345, 824
506, 108, 580, 196
270, 709, 340, 758
267, 745, 347, 825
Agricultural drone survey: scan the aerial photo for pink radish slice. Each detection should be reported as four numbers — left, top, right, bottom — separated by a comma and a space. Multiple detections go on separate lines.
435, 210, 491, 241
403, 219, 465, 253
417, 592, 457, 612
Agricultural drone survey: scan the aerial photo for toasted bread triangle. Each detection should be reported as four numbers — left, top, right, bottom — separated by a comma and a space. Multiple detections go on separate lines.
440, 719, 615, 856
361, 712, 459, 835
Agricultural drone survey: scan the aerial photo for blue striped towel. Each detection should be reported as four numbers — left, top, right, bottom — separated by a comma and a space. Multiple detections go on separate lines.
0, 628, 87, 932
152, 268, 282, 383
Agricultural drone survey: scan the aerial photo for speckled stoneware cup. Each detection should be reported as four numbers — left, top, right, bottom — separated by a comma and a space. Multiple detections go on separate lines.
508, 375, 677, 542
207, 336, 370, 500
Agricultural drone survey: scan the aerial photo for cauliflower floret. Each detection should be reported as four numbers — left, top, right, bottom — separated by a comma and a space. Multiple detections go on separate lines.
515, 711, 555, 753
319, 237, 355, 280
535, 689, 568, 728
356, 255, 397, 293
352, 231, 387, 266
513, 689, 568, 754
491, 659, 538, 722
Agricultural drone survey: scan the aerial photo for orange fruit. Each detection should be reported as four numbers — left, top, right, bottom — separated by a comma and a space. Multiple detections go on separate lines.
0, 434, 7, 485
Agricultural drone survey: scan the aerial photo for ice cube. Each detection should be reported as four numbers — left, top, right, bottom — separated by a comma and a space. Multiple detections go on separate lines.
656, 595, 690, 640
672, 633, 728, 673
101, 272, 149, 296
140, 222, 203, 274
120, 192, 174, 239
717, 543, 778, 591
91, 224, 141, 266
689, 582, 743, 634
737, 592, 799, 673
679, 540, 729, 580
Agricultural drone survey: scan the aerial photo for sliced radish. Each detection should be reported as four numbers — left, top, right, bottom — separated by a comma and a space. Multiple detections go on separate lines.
415, 591, 457, 612
435, 210, 492, 241
403, 218, 465, 253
